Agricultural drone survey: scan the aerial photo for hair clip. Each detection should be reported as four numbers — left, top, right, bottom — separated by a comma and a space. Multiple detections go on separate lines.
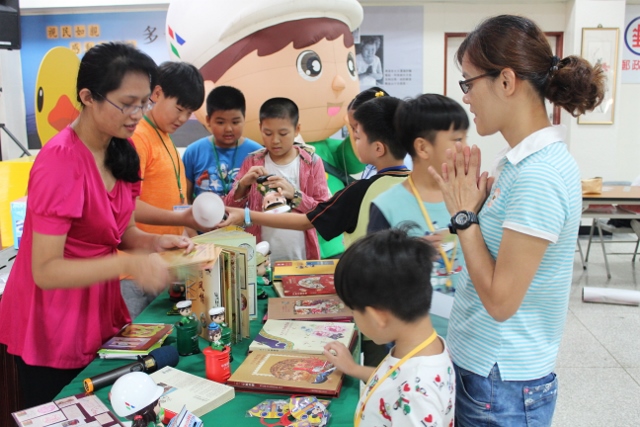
375, 91, 385, 98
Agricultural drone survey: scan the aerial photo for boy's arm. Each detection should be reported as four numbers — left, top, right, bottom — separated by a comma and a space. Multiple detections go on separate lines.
186, 179, 195, 205
218, 207, 313, 231
134, 199, 202, 230
225, 160, 265, 206
367, 203, 392, 234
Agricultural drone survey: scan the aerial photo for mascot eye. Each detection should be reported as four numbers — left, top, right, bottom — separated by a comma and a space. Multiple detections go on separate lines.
347, 53, 357, 80
37, 87, 45, 113
297, 50, 322, 81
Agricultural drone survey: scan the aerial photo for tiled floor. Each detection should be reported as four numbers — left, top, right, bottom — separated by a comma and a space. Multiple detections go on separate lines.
552, 235, 640, 426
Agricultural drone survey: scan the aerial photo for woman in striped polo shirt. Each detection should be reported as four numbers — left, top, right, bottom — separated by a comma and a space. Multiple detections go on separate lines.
429, 15, 605, 427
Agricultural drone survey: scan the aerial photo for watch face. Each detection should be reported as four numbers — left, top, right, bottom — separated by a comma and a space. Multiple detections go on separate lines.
455, 212, 470, 225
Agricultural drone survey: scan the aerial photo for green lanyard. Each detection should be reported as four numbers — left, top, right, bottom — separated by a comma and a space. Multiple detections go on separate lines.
211, 137, 239, 196
143, 115, 185, 203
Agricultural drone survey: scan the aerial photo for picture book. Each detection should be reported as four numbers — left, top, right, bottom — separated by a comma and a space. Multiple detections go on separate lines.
159, 243, 220, 279
193, 227, 258, 320
150, 366, 235, 418
267, 295, 353, 321
97, 323, 173, 359
12, 393, 124, 427
249, 320, 356, 354
227, 350, 344, 397
272, 259, 339, 280
281, 275, 336, 296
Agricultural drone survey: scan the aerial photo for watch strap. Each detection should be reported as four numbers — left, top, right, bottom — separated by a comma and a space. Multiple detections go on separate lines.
244, 206, 252, 227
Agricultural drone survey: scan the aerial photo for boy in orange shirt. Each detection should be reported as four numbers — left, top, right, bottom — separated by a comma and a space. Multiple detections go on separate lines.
122, 61, 205, 319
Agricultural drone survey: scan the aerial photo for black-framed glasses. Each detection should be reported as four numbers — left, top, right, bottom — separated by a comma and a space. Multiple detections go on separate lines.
459, 71, 500, 94
98, 94, 152, 115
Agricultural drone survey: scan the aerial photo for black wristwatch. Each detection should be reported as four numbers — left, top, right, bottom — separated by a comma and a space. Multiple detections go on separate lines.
449, 211, 479, 234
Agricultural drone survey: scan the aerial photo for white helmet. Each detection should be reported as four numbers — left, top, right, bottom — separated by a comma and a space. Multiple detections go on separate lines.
109, 372, 164, 418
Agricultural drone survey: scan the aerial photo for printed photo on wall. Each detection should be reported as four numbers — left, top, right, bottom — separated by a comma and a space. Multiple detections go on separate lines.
356, 35, 384, 87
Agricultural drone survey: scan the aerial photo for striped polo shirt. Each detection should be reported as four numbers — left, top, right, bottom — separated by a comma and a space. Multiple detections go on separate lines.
447, 125, 582, 381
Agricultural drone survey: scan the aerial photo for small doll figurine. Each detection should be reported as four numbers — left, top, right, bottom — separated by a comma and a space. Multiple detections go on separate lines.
257, 175, 291, 214
209, 306, 233, 361
207, 322, 226, 351
110, 372, 165, 427
176, 300, 196, 325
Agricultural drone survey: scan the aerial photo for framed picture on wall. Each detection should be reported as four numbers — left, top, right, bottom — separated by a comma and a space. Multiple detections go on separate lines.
578, 27, 619, 125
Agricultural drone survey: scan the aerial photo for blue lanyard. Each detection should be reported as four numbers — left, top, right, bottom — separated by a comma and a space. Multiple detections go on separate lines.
377, 165, 408, 174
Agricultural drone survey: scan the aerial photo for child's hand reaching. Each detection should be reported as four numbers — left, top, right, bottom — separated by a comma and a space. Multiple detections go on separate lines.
265, 175, 295, 199
324, 342, 357, 375
324, 341, 376, 383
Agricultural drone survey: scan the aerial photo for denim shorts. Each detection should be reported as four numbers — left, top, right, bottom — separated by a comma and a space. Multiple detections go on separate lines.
454, 363, 558, 427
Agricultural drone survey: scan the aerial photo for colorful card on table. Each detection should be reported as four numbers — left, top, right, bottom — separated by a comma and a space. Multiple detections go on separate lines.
272, 259, 338, 280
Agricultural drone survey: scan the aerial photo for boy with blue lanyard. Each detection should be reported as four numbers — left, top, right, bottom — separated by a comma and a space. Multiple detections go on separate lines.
183, 86, 262, 202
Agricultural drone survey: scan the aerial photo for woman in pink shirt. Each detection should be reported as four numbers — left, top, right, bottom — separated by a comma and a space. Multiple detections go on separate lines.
0, 43, 193, 406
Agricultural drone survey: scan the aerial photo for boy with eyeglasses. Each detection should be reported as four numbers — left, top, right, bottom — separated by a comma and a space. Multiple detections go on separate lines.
121, 61, 206, 320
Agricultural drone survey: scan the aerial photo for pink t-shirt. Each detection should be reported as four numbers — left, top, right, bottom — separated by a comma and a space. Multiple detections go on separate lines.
0, 127, 139, 369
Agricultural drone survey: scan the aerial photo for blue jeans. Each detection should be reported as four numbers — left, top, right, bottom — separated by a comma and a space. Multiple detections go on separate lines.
454, 363, 558, 427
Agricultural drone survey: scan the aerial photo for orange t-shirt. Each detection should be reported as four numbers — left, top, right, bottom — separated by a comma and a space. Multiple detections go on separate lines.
132, 119, 187, 236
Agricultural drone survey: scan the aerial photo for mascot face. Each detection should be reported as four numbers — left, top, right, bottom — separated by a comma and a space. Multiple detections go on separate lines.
165, 0, 363, 144
213, 36, 359, 143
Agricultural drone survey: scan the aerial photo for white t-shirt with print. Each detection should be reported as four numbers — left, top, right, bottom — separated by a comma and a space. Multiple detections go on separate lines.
357, 337, 455, 427
262, 154, 306, 262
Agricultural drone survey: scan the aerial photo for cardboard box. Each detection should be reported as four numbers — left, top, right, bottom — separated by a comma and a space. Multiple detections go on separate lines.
10, 196, 27, 249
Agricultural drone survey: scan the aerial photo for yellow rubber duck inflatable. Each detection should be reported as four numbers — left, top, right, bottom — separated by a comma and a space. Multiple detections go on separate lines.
35, 47, 81, 146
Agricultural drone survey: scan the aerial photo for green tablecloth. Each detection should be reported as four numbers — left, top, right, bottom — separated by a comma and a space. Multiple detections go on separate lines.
56, 288, 359, 425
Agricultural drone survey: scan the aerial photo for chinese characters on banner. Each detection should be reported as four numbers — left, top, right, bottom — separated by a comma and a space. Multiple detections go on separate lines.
622, 6, 640, 83
20, 11, 169, 148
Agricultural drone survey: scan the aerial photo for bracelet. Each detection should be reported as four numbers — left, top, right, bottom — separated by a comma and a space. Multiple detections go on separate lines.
244, 206, 252, 227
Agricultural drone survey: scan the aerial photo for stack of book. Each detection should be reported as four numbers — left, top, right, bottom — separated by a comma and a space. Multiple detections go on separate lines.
269, 259, 351, 322
97, 323, 173, 359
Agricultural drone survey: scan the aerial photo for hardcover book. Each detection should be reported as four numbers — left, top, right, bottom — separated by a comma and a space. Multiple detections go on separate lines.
249, 320, 356, 354
150, 366, 235, 418
272, 259, 339, 280
97, 323, 173, 359
227, 350, 344, 397
281, 275, 336, 296
267, 295, 352, 321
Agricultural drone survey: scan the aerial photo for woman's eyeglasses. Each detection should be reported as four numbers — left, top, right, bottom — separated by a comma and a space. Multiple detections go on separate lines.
98, 94, 153, 115
459, 71, 500, 94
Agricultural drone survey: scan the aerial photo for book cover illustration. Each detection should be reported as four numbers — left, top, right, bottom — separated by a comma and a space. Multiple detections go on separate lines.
281, 275, 336, 296
250, 320, 355, 354
12, 394, 124, 427
268, 295, 352, 321
273, 259, 338, 280
100, 324, 173, 352
228, 351, 344, 397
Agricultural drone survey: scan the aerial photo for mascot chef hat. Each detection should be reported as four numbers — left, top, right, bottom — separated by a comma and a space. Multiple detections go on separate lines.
165, 0, 364, 68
